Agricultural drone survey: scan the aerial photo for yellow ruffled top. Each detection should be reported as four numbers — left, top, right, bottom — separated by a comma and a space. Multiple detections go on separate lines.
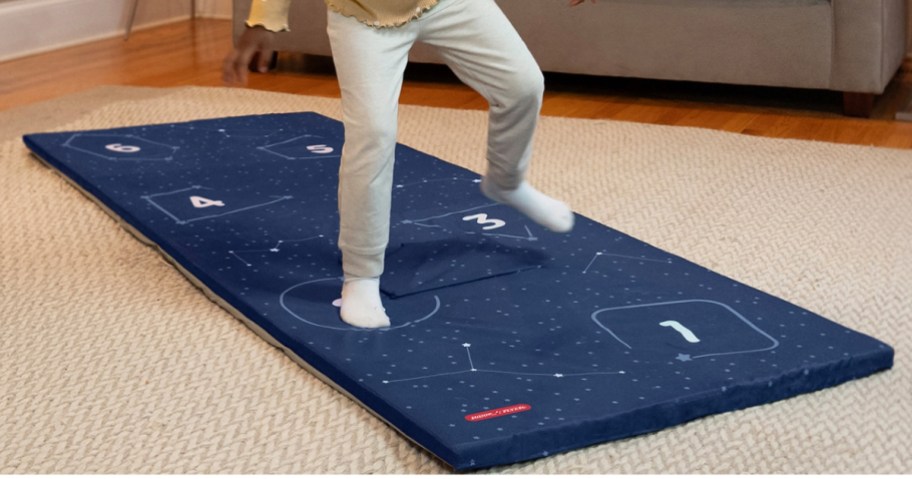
247, 0, 440, 31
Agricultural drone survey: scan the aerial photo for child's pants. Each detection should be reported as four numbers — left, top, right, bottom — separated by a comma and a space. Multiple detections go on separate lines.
327, 0, 545, 279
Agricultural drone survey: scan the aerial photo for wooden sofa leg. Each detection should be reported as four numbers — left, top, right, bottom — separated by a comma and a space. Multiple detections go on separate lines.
843, 92, 875, 118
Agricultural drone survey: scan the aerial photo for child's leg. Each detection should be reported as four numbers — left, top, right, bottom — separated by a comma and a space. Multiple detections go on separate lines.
417, 0, 574, 233
327, 11, 418, 328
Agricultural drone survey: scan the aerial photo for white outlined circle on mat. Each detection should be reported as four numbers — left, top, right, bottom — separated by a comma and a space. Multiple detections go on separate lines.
280, 277, 441, 331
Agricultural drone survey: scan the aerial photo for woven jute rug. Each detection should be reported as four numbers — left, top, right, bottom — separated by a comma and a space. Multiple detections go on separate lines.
1, 86, 909, 473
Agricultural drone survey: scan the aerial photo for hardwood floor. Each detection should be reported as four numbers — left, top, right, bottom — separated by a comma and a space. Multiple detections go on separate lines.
2, 18, 911, 149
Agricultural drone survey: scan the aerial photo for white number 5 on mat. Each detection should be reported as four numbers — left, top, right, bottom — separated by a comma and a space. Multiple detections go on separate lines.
306, 144, 334, 154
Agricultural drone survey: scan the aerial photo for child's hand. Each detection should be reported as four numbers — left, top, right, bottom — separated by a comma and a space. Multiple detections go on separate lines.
222, 26, 277, 86
568, 0, 596, 5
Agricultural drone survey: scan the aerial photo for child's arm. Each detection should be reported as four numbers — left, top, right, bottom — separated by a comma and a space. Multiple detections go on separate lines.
222, 0, 293, 86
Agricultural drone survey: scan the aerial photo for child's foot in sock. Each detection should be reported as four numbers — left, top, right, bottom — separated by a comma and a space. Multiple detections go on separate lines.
340, 278, 390, 329
481, 178, 574, 233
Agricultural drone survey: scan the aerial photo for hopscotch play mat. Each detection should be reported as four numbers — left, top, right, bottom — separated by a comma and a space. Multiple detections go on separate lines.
23, 112, 894, 471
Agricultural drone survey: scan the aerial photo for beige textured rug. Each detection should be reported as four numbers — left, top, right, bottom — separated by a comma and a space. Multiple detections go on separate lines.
1, 86, 909, 473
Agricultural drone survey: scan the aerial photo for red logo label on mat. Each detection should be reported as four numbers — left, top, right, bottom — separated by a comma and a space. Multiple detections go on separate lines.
465, 404, 532, 422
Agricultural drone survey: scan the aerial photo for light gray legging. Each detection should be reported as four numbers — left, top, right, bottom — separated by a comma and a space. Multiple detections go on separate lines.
327, 0, 545, 279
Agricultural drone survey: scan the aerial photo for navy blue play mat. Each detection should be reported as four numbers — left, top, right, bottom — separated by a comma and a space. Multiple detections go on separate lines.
24, 113, 894, 471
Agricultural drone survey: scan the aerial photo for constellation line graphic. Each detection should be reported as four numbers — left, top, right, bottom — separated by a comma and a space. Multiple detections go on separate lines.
394, 177, 481, 190
382, 343, 626, 384
582, 250, 673, 274
228, 235, 325, 267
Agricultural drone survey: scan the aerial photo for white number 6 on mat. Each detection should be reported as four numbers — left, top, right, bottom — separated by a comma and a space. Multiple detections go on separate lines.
105, 143, 141, 153
190, 195, 225, 209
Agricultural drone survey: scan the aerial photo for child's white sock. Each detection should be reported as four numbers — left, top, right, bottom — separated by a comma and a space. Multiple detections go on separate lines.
481, 178, 574, 233
340, 277, 390, 329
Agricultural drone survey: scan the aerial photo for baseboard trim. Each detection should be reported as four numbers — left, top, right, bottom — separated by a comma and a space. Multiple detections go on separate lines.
0, 0, 192, 63
896, 96, 912, 121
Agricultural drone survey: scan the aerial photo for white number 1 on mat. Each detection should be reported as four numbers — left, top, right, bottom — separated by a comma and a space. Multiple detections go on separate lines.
659, 320, 701, 343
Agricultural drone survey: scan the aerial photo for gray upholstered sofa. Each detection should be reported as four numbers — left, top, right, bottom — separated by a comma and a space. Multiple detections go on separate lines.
233, 0, 908, 116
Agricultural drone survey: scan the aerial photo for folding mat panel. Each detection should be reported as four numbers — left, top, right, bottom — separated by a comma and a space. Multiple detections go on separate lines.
23, 113, 894, 471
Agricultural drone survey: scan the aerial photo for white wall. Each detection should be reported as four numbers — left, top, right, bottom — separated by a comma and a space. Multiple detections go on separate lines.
197, 0, 233, 19
907, 5, 912, 58
0, 0, 231, 63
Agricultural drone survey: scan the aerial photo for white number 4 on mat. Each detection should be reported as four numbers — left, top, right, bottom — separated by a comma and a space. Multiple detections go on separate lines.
190, 195, 225, 209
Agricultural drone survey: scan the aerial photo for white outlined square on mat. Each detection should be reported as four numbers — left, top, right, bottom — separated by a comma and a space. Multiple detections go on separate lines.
142, 185, 292, 225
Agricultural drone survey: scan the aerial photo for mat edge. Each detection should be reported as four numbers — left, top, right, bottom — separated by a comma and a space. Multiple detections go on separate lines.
23, 146, 460, 472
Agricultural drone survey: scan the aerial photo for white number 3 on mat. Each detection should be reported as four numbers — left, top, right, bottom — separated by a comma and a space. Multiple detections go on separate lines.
462, 213, 506, 231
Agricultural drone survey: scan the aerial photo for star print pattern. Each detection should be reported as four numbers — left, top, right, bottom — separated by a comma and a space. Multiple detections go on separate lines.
23, 112, 894, 471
